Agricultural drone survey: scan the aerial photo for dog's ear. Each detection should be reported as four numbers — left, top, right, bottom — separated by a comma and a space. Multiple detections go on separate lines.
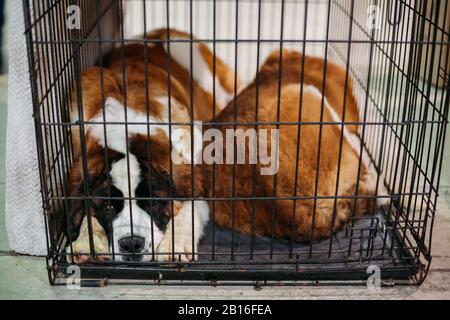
129, 133, 209, 199
65, 198, 84, 242
129, 132, 171, 174
66, 136, 123, 241
172, 163, 209, 198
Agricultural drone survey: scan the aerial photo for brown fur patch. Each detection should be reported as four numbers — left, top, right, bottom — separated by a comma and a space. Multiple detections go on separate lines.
204, 50, 375, 241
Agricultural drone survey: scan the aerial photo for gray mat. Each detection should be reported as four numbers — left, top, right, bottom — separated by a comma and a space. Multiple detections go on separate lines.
196, 209, 409, 270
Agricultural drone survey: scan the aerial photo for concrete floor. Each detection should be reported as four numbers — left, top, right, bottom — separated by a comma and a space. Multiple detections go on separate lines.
0, 74, 450, 299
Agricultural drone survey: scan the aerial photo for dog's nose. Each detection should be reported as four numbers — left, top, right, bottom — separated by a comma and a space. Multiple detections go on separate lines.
118, 236, 145, 253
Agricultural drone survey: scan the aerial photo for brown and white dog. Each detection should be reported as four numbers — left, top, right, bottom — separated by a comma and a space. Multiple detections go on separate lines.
67, 31, 384, 263
67, 29, 239, 263
204, 50, 385, 241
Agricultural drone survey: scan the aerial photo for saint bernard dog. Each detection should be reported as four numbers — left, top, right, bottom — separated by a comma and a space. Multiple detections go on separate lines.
204, 50, 386, 241
67, 29, 240, 263
67, 29, 386, 263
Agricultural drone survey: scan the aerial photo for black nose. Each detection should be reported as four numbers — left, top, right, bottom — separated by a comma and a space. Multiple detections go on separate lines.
118, 236, 145, 253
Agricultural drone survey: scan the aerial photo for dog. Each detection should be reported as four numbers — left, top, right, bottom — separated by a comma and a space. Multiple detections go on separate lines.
202, 50, 385, 241
66, 29, 239, 263
67, 37, 385, 263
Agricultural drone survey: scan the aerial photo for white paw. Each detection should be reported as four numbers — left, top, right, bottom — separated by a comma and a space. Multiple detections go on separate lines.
67, 217, 110, 264
155, 201, 208, 263
155, 233, 196, 262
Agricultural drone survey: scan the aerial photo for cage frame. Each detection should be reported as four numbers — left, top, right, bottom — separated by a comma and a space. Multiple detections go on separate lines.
22, 0, 450, 286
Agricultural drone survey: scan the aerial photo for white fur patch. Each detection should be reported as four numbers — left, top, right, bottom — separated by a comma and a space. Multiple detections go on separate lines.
110, 154, 141, 198
303, 86, 363, 159
303, 85, 389, 207
87, 97, 202, 164
87, 97, 163, 154
109, 155, 164, 261
162, 40, 233, 110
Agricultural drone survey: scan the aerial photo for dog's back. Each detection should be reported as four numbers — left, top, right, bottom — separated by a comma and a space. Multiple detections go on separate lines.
208, 50, 378, 241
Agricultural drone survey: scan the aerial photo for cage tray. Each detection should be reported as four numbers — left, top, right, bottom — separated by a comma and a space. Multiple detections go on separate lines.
195, 208, 416, 274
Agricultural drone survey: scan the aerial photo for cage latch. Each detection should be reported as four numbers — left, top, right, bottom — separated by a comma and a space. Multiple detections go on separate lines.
80, 277, 109, 288
253, 280, 264, 291
387, 0, 403, 26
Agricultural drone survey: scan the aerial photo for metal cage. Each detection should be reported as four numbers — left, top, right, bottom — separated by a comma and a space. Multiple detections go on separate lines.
23, 0, 449, 286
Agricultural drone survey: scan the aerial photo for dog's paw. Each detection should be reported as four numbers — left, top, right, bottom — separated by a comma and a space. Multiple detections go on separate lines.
67, 217, 110, 264
155, 201, 208, 264
155, 233, 196, 263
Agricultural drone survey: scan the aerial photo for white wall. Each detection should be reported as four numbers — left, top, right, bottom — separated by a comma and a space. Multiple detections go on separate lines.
123, 0, 329, 83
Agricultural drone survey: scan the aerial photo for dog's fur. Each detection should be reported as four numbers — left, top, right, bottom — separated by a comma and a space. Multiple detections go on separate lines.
67, 30, 382, 263
202, 50, 381, 241
67, 29, 238, 263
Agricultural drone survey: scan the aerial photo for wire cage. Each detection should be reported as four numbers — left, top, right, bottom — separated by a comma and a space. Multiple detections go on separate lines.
23, 0, 449, 286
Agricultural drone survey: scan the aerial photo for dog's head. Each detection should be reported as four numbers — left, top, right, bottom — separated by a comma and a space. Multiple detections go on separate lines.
66, 132, 199, 261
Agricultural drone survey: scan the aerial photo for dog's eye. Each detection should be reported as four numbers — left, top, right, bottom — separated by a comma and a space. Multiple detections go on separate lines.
147, 200, 160, 211
149, 200, 160, 209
